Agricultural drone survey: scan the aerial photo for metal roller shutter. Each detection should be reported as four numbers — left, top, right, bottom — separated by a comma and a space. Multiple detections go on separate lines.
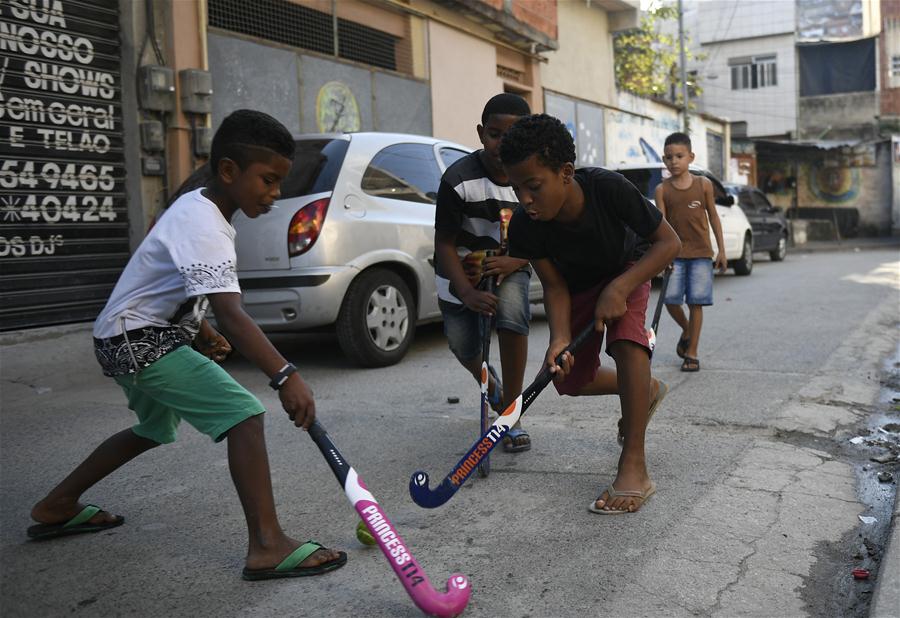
0, 0, 127, 330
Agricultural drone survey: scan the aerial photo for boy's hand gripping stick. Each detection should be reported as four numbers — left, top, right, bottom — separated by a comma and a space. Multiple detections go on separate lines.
308, 421, 471, 617
409, 321, 596, 508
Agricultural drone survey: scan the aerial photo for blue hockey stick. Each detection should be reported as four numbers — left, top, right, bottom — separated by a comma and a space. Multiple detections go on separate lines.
477, 270, 496, 478
410, 320, 596, 508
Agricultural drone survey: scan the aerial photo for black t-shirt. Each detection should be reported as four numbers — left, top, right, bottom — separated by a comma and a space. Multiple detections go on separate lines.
508, 167, 663, 293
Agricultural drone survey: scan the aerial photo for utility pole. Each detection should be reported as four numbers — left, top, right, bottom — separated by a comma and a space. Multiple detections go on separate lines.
678, 0, 689, 134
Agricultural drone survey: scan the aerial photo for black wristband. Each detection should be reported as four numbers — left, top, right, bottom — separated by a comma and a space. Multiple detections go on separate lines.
269, 363, 297, 390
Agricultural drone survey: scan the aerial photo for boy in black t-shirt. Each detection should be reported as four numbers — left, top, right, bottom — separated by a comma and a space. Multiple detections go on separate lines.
502, 114, 681, 514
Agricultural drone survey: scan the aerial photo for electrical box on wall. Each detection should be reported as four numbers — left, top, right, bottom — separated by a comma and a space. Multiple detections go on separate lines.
179, 69, 213, 114
193, 126, 213, 157
139, 65, 175, 112
139, 120, 165, 152
141, 156, 166, 176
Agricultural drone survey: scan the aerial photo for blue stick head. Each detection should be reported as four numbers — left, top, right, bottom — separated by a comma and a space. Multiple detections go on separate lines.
409, 471, 453, 509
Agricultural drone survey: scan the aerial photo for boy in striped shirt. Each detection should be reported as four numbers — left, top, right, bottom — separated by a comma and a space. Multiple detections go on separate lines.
433, 93, 533, 452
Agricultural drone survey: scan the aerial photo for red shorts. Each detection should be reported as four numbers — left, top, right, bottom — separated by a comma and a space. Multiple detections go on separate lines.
554, 267, 651, 396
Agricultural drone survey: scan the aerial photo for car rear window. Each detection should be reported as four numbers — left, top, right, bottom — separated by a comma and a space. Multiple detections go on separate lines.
280, 138, 349, 199
618, 168, 664, 200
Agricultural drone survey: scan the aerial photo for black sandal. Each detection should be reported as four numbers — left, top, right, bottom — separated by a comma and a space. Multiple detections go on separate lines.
681, 357, 700, 372
676, 336, 690, 359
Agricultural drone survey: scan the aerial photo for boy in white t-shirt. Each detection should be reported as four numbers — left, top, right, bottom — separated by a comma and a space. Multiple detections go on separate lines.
27, 110, 347, 581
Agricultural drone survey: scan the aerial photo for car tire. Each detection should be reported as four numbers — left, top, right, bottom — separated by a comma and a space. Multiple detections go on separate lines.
336, 268, 416, 367
770, 235, 787, 262
731, 234, 753, 276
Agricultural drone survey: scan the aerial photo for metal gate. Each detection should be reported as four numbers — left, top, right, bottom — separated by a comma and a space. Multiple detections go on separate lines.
0, 0, 127, 330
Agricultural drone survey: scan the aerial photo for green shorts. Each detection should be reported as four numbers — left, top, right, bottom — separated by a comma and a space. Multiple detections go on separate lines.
114, 346, 265, 444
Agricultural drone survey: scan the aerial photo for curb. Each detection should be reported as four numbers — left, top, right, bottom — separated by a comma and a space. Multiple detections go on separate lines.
871, 473, 900, 617
787, 238, 900, 254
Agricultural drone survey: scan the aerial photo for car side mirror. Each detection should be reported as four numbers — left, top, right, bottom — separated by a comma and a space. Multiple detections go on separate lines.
715, 194, 735, 206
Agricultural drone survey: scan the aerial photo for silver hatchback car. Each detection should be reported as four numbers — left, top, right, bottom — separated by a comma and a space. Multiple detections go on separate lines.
232, 132, 539, 367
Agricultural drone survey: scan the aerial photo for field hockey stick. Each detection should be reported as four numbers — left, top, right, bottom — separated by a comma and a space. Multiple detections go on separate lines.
477, 264, 496, 478
410, 320, 596, 509
646, 269, 671, 353
308, 421, 471, 617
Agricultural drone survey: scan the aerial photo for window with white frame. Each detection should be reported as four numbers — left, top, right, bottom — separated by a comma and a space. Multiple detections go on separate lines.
889, 18, 900, 87
729, 55, 777, 90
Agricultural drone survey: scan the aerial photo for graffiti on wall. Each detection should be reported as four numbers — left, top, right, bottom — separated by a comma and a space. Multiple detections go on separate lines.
544, 91, 605, 166
316, 81, 361, 133
805, 165, 861, 204
605, 110, 678, 166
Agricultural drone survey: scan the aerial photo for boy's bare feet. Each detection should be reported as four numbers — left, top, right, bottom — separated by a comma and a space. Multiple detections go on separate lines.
592, 453, 654, 513
31, 497, 121, 527
245, 536, 343, 571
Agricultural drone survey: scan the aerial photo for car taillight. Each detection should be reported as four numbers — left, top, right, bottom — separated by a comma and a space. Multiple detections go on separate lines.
288, 198, 329, 257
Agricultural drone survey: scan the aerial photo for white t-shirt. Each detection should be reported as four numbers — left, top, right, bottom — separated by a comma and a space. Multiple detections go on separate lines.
94, 189, 241, 339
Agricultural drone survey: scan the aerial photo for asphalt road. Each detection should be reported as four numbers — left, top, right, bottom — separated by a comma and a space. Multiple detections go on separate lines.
1, 248, 898, 617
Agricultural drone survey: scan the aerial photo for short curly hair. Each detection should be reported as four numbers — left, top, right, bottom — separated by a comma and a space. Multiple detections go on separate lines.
210, 109, 295, 172
499, 114, 575, 171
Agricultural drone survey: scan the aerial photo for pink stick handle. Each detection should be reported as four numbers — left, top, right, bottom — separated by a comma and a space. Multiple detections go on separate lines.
355, 499, 471, 617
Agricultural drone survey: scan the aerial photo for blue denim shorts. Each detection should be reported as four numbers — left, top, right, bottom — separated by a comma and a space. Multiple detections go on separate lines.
664, 258, 714, 306
439, 269, 531, 362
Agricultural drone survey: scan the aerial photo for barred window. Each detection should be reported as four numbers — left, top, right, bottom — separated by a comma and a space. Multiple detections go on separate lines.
208, 0, 409, 74
729, 55, 777, 90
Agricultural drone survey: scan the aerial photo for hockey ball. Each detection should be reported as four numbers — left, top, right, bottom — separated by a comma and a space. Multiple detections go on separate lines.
356, 520, 376, 546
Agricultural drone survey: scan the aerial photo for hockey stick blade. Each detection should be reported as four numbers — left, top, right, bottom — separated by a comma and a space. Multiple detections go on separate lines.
410, 321, 596, 508
309, 421, 471, 617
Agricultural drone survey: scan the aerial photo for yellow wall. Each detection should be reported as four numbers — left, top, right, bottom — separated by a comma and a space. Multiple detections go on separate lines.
428, 21, 504, 148
541, 1, 616, 108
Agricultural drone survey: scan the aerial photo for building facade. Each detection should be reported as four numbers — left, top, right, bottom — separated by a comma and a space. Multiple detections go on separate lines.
0, 0, 558, 330
688, 0, 798, 140
686, 0, 894, 237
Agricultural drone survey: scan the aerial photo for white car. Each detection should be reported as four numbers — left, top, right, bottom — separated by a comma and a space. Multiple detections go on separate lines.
611, 163, 754, 276
230, 132, 541, 367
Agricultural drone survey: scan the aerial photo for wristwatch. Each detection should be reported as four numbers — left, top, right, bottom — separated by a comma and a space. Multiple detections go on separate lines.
269, 363, 297, 390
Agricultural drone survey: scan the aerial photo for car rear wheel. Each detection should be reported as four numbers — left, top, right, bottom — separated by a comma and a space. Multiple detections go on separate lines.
731, 234, 753, 276
337, 268, 416, 367
770, 235, 787, 262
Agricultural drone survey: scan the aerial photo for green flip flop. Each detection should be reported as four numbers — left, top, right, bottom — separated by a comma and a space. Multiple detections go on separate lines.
27, 505, 124, 541
242, 541, 348, 581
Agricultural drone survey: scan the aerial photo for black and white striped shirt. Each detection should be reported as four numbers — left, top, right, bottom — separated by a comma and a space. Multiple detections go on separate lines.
434, 152, 521, 304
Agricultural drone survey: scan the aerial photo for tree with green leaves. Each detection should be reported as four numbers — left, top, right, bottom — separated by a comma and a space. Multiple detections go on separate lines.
613, 5, 703, 106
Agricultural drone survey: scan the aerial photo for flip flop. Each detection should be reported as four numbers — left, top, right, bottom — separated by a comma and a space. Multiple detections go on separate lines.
618, 380, 669, 446
676, 336, 690, 359
26, 505, 124, 541
502, 427, 531, 453
681, 357, 700, 372
588, 482, 656, 515
242, 541, 348, 581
